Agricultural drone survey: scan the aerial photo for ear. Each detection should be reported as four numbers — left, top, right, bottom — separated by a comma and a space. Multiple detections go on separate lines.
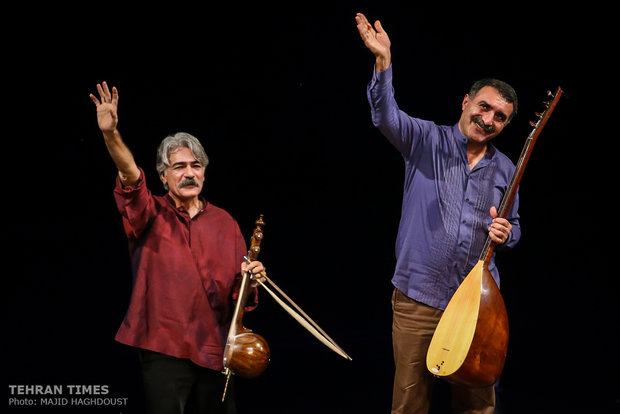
461, 94, 470, 111
160, 171, 167, 186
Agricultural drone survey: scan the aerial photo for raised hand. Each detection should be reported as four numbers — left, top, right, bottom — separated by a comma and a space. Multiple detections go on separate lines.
89, 81, 119, 133
89, 82, 140, 186
355, 13, 392, 72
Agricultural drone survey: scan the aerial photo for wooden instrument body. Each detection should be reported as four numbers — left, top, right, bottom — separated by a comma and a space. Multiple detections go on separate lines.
223, 276, 271, 379
426, 260, 508, 387
223, 331, 270, 378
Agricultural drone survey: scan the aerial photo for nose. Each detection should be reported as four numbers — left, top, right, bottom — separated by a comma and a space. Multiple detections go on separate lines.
481, 112, 494, 125
183, 166, 195, 177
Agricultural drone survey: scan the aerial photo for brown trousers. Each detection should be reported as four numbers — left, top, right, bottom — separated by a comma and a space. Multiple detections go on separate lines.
391, 288, 495, 414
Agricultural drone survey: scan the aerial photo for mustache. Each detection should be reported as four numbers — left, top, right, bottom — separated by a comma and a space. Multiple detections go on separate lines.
472, 116, 495, 134
179, 178, 200, 188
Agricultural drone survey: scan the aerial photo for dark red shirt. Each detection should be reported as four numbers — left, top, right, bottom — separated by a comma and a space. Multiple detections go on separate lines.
113, 169, 252, 371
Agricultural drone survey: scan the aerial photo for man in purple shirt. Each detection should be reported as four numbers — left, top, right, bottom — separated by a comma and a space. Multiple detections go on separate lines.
356, 13, 520, 414
90, 82, 266, 414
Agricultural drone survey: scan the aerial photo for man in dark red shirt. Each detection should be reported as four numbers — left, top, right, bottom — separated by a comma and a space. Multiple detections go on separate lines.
90, 81, 266, 414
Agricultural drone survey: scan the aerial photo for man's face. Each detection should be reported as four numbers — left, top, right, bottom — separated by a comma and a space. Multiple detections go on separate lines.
160, 147, 205, 202
458, 86, 514, 145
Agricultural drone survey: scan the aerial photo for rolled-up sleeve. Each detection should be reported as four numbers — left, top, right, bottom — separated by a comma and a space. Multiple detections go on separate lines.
113, 168, 157, 240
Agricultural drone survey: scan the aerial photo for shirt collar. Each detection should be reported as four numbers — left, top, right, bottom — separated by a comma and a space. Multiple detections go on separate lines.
164, 194, 209, 216
452, 123, 497, 169
452, 123, 468, 145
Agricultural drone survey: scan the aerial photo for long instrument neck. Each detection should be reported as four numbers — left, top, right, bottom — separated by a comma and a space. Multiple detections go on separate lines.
227, 215, 265, 337
479, 87, 563, 264
230, 264, 253, 335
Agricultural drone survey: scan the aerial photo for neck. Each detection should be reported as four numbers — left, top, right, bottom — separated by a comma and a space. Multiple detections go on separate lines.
169, 193, 202, 217
467, 141, 488, 170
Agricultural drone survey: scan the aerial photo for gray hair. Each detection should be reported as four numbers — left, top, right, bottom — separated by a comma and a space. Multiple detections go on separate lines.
156, 132, 209, 189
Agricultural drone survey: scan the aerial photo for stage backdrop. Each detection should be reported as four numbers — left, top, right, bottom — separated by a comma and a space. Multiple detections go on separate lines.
6, 3, 616, 413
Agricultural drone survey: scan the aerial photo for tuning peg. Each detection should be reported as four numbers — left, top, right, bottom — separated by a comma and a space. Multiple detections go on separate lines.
529, 120, 537, 127
547, 90, 554, 98
535, 112, 544, 118
542, 101, 550, 108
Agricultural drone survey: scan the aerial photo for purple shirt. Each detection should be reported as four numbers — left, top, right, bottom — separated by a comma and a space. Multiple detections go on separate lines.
368, 66, 521, 310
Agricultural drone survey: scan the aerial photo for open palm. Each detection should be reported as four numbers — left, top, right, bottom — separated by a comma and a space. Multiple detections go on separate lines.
89, 82, 119, 132
355, 13, 391, 58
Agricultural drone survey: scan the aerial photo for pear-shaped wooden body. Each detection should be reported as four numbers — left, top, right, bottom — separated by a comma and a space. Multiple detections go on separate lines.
426, 260, 508, 387
224, 332, 270, 378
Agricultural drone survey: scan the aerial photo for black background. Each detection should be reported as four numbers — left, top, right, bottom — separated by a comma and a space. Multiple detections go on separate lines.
6, 2, 617, 413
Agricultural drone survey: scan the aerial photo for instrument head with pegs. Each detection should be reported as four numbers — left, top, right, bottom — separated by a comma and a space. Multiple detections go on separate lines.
529, 88, 562, 128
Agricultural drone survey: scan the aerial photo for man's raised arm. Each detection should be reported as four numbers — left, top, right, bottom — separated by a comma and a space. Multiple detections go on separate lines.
89, 81, 141, 186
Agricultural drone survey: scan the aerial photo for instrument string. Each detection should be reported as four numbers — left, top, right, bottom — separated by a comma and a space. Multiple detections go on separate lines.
254, 275, 352, 360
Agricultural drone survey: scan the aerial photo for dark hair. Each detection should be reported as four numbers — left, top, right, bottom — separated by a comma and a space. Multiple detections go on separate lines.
469, 79, 518, 121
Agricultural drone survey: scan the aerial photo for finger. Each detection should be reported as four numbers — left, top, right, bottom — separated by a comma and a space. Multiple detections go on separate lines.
374, 20, 384, 34
89, 93, 100, 106
96, 83, 105, 101
491, 218, 512, 231
245, 260, 264, 271
489, 222, 509, 236
112, 86, 119, 105
357, 21, 372, 37
355, 13, 369, 26
489, 225, 510, 243
489, 206, 498, 219
355, 13, 374, 36
102, 81, 111, 101
488, 228, 504, 243
490, 233, 503, 244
